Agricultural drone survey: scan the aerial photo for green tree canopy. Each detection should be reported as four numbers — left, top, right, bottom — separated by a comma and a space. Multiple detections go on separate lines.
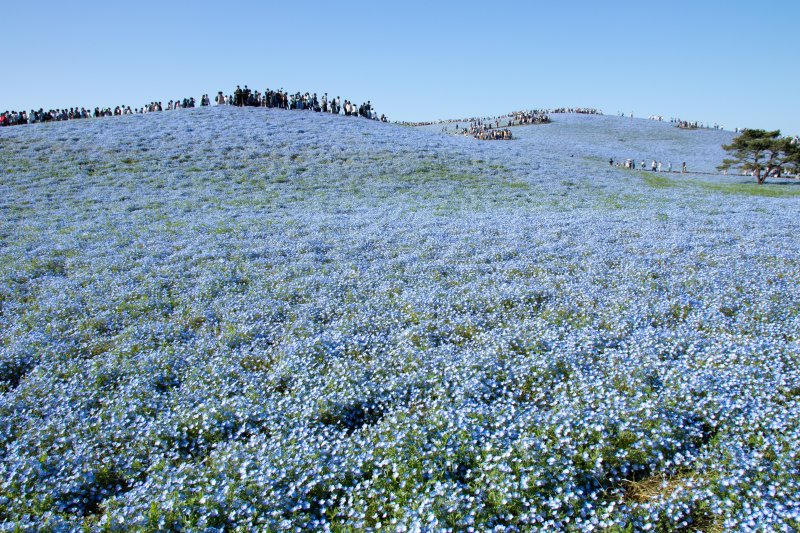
785, 139, 800, 175
718, 129, 795, 184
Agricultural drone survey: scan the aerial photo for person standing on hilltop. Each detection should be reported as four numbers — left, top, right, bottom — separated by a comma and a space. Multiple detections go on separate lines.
682, 162, 687, 174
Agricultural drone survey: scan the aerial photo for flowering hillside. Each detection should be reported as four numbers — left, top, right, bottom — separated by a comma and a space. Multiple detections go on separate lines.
1, 106, 799, 531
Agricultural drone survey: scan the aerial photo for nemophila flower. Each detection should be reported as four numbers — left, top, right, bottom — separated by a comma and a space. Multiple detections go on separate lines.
0, 107, 798, 530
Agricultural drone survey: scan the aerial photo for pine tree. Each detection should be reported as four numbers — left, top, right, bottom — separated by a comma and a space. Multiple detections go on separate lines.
718, 129, 791, 184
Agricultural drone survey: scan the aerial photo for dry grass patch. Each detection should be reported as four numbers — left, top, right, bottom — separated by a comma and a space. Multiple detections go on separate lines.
623, 471, 723, 533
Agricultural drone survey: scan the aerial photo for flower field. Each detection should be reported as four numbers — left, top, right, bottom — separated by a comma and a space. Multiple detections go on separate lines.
1, 106, 799, 531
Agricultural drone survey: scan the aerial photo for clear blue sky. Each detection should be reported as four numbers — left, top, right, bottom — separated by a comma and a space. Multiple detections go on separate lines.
1, 0, 797, 135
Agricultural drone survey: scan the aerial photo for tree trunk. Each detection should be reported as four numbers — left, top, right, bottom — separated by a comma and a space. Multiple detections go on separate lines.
764, 164, 779, 184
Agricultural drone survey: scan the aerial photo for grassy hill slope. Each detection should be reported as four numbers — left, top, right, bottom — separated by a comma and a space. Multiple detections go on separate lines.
1, 107, 799, 530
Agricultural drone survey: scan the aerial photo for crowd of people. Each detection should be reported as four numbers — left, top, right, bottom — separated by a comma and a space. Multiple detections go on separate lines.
611, 158, 686, 174
453, 121, 514, 140
620, 112, 730, 131
550, 107, 601, 115
673, 118, 724, 130
439, 111, 552, 140
0, 100, 595, 130
647, 115, 724, 130
0, 94, 203, 126
505, 110, 551, 126
0, 85, 387, 127
397, 108, 602, 140
457, 110, 554, 139
400, 107, 593, 129
221, 85, 388, 121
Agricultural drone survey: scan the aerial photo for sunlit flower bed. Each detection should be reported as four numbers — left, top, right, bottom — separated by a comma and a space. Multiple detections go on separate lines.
1, 107, 799, 531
